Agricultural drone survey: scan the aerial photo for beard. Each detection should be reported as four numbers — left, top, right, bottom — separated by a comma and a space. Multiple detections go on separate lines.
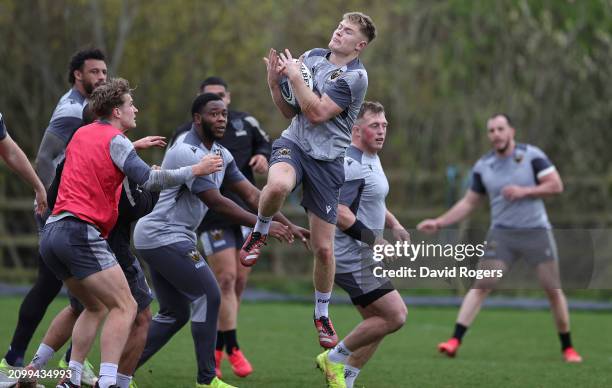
496, 140, 510, 154
83, 80, 95, 95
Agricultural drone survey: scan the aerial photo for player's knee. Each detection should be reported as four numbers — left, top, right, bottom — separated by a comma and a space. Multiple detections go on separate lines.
386, 305, 407, 333
265, 180, 292, 199
544, 287, 564, 301
312, 244, 334, 263
216, 271, 237, 293
133, 309, 151, 338
135, 307, 152, 329
124, 296, 138, 321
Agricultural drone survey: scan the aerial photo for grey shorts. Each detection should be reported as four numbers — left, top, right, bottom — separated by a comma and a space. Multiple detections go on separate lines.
335, 265, 395, 307
39, 217, 118, 280
269, 137, 344, 224
200, 226, 250, 256
482, 228, 558, 266
71, 259, 153, 313
137, 241, 213, 302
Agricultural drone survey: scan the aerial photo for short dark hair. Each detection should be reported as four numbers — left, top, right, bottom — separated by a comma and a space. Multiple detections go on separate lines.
191, 93, 223, 117
90, 78, 131, 118
68, 48, 106, 85
488, 113, 513, 127
357, 101, 385, 120
199, 76, 228, 93
344, 12, 377, 43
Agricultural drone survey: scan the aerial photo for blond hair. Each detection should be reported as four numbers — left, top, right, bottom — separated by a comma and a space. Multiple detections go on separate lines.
343, 12, 377, 43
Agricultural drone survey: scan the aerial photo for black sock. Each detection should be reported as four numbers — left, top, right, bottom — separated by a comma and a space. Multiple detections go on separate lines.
64, 343, 72, 363
4, 347, 25, 367
224, 329, 239, 354
453, 323, 468, 342
559, 332, 572, 351
216, 331, 225, 351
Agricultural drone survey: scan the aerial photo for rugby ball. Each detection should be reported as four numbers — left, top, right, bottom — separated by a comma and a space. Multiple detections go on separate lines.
279, 60, 314, 109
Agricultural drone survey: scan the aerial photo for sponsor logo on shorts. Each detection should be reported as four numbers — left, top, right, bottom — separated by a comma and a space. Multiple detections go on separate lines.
275, 147, 292, 159
211, 229, 224, 241
326, 205, 332, 214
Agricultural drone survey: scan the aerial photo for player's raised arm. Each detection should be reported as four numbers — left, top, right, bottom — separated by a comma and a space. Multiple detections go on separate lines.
264, 48, 298, 119
109, 134, 223, 191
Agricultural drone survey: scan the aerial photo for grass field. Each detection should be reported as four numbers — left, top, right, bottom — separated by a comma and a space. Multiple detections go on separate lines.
0, 297, 610, 388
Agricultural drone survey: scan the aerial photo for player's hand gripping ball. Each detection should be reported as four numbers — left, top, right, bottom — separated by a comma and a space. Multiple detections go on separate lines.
279, 59, 314, 109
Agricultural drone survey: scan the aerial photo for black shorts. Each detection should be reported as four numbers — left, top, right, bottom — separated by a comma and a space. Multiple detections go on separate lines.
335, 265, 395, 307
200, 226, 250, 256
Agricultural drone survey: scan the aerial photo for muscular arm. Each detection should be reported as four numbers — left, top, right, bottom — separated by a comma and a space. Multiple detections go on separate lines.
528, 170, 563, 197
504, 170, 563, 199
436, 190, 485, 228
197, 188, 258, 227
0, 134, 46, 196
110, 135, 194, 191
290, 76, 343, 125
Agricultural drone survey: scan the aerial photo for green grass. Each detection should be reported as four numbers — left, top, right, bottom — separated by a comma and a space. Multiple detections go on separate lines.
0, 297, 610, 387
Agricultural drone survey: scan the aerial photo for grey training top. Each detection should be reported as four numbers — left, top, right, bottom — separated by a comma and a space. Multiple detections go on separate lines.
35, 88, 87, 188
281, 48, 368, 161
134, 127, 246, 249
334, 146, 389, 273
470, 143, 556, 229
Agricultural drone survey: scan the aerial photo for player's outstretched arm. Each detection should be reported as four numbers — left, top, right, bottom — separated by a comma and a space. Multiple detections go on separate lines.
197, 187, 294, 243
0, 134, 47, 215
417, 190, 484, 234
110, 135, 222, 191
132, 135, 167, 150
264, 48, 298, 119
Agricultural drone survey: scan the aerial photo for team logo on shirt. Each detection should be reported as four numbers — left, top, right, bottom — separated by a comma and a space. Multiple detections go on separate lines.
514, 151, 524, 163
330, 69, 343, 80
